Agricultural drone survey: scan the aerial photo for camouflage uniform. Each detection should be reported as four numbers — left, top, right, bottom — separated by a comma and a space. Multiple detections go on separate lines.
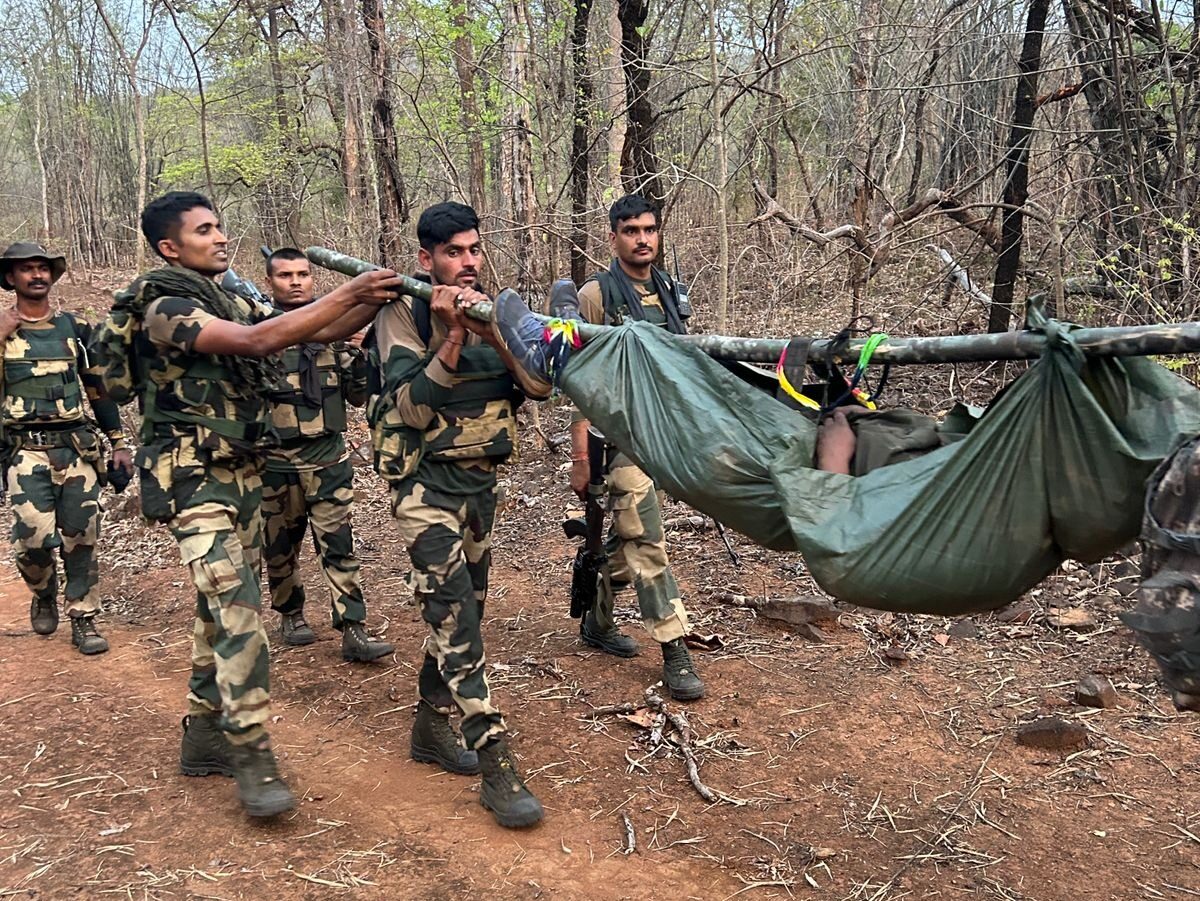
369, 291, 527, 751
1122, 436, 1200, 711
263, 341, 369, 628
575, 277, 689, 642
130, 287, 276, 746
2, 313, 125, 621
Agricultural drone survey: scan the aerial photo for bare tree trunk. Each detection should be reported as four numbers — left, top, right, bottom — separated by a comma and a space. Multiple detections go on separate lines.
32, 84, 51, 241
602, 0, 626, 193
988, 0, 1050, 333
165, 0, 215, 200
265, 2, 302, 246
569, 0, 594, 284
94, 0, 153, 267
454, 0, 486, 213
361, 0, 408, 267
617, 0, 665, 208
706, 0, 730, 330
501, 0, 538, 294
847, 0, 880, 316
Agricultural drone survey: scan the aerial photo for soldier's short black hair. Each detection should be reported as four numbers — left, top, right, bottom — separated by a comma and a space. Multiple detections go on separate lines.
417, 202, 480, 251
141, 192, 216, 260
265, 247, 308, 276
609, 194, 659, 232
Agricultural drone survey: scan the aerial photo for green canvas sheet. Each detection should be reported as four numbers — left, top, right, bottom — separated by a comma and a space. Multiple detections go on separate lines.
559, 321, 1200, 615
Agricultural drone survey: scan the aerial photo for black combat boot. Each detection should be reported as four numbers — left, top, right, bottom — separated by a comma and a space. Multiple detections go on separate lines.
478, 738, 544, 828
410, 701, 480, 775
580, 610, 640, 658
30, 594, 59, 636
341, 622, 394, 662
662, 638, 705, 701
180, 713, 234, 777
70, 615, 109, 655
279, 610, 316, 646
229, 736, 296, 818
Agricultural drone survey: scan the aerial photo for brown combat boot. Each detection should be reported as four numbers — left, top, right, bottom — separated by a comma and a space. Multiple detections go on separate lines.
662, 638, 704, 701
30, 594, 58, 635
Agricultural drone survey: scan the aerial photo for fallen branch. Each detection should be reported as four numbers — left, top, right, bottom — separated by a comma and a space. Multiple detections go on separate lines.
927, 244, 992, 307
621, 812, 636, 854
644, 687, 744, 805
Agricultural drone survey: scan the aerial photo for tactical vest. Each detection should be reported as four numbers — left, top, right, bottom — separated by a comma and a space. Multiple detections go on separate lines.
140, 356, 268, 448
268, 344, 346, 441
3, 314, 85, 422
591, 268, 689, 334
369, 331, 522, 483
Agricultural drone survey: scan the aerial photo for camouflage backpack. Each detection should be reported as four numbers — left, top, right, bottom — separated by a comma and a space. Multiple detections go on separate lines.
89, 284, 147, 406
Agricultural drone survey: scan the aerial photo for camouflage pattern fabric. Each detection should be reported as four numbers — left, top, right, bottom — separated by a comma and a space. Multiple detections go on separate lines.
589, 449, 689, 643
170, 456, 270, 745
578, 276, 667, 328
369, 294, 521, 494
370, 294, 533, 750
3, 312, 126, 619
265, 340, 368, 473
390, 477, 504, 750
1121, 437, 1200, 708
132, 285, 275, 743
262, 459, 365, 628
7, 444, 102, 616
2, 313, 126, 444
138, 293, 274, 459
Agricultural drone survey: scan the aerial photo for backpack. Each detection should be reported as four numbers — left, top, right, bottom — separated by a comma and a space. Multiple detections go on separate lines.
89, 288, 147, 407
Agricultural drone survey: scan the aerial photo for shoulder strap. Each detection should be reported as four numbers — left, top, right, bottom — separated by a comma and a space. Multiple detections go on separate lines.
412, 296, 432, 347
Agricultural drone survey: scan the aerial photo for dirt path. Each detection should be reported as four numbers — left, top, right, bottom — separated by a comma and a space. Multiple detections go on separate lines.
0, 566, 728, 900
1, 427, 1199, 900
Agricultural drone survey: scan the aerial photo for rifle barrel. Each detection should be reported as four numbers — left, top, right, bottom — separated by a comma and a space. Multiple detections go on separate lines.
306, 246, 1200, 366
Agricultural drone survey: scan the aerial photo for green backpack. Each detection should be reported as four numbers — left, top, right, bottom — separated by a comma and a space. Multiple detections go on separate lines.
89, 287, 145, 406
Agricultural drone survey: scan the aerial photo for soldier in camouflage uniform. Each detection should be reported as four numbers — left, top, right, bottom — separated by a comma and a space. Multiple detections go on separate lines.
369, 202, 551, 828
1122, 437, 1200, 712
115, 192, 402, 818
260, 248, 392, 662
0, 243, 131, 655
564, 195, 704, 701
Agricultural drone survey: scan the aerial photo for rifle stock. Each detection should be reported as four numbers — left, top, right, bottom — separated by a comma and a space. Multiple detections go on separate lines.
566, 428, 608, 618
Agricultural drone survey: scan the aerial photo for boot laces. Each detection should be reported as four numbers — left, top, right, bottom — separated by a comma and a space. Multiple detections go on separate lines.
488, 745, 527, 792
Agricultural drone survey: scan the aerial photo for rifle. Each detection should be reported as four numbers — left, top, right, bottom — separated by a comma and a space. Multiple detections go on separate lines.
562, 427, 607, 618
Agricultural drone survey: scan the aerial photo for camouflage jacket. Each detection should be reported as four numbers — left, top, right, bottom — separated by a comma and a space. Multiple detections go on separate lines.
137, 290, 275, 462
264, 340, 369, 473
2, 311, 125, 448
368, 291, 523, 495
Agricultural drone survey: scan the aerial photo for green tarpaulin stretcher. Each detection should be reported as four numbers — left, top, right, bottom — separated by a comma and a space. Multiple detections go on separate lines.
558, 319, 1200, 615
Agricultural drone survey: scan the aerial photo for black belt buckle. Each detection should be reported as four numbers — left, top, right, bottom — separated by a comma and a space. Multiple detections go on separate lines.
24, 430, 52, 447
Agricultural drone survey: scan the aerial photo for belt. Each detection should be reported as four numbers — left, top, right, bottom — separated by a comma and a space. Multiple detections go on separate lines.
9, 423, 85, 448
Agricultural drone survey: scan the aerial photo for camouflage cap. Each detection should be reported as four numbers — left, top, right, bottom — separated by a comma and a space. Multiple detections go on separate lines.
0, 242, 67, 291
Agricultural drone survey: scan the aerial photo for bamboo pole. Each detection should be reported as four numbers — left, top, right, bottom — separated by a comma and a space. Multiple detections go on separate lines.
306, 247, 1200, 366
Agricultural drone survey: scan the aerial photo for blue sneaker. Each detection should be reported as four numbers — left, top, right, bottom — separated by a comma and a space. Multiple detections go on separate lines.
490, 288, 580, 394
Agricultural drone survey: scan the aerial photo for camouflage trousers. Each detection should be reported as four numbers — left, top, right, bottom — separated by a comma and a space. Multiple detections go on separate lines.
389, 477, 504, 751
262, 460, 365, 629
168, 461, 270, 745
7, 445, 102, 617
592, 449, 689, 643
1122, 436, 1200, 711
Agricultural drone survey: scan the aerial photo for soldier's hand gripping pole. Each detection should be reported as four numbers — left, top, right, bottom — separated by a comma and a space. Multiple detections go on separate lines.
563, 427, 608, 619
